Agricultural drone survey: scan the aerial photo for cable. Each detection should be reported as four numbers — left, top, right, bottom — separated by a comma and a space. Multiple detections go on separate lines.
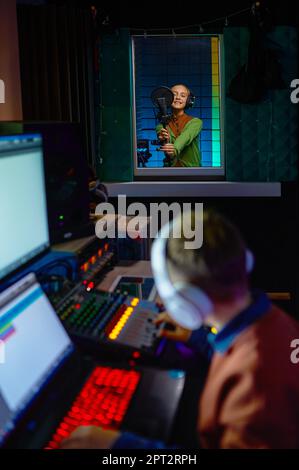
36, 273, 67, 285
126, 7, 251, 33
267, 98, 273, 182
36, 259, 74, 281
36, 272, 78, 299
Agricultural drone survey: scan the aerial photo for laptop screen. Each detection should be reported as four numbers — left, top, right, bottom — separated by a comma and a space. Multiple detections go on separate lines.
0, 273, 73, 445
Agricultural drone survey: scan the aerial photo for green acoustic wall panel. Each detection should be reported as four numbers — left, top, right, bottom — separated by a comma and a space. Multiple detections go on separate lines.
97, 29, 133, 182
101, 106, 134, 181
224, 27, 298, 182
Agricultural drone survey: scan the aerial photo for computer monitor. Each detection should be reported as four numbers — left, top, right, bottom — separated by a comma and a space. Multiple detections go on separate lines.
0, 134, 50, 282
0, 273, 73, 445
0, 122, 93, 243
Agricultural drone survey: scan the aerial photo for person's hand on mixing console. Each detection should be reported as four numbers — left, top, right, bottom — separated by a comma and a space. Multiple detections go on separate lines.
60, 426, 120, 449
153, 311, 192, 342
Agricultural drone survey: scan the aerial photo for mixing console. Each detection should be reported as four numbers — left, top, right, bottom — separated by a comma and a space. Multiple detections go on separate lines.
79, 243, 114, 284
52, 283, 164, 358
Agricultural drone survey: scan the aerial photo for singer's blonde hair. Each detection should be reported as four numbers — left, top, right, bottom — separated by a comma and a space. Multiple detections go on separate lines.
171, 84, 191, 96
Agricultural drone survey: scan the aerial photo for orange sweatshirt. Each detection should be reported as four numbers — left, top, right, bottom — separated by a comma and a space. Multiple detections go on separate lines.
199, 303, 299, 449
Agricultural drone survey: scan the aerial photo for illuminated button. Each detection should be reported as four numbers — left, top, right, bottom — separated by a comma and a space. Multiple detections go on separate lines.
132, 351, 140, 359
108, 307, 135, 340
211, 326, 218, 335
83, 263, 89, 272
56, 429, 68, 438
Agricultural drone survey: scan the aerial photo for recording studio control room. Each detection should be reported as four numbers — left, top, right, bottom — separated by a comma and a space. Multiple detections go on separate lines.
0, 0, 299, 458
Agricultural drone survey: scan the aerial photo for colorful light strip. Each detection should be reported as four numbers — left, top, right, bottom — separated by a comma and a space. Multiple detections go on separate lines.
108, 298, 139, 340
211, 36, 221, 167
0, 324, 15, 342
0, 288, 42, 334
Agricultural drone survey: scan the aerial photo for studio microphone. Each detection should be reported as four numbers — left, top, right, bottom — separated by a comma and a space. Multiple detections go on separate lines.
151, 87, 174, 128
151, 86, 175, 167
156, 97, 168, 119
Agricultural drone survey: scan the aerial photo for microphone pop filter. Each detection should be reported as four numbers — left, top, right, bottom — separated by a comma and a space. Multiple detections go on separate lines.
151, 87, 174, 108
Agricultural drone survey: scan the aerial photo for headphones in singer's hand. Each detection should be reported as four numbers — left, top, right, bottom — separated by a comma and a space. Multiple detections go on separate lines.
151, 215, 254, 330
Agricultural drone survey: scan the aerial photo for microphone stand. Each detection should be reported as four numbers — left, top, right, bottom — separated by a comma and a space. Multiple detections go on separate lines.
157, 104, 172, 167
151, 89, 175, 167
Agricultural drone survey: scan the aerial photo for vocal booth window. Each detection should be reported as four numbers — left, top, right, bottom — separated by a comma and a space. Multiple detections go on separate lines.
132, 35, 225, 177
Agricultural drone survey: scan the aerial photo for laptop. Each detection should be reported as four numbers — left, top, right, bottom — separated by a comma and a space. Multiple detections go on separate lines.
0, 273, 185, 449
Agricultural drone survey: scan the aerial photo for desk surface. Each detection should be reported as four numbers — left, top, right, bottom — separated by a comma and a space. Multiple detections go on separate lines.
96, 260, 153, 292
104, 181, 281, 198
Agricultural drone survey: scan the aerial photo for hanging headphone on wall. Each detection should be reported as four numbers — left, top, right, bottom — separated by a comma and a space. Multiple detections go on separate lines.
151, 214, 254, 331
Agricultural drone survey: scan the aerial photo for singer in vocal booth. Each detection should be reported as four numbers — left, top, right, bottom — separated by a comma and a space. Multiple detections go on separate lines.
156, 84, 203, 167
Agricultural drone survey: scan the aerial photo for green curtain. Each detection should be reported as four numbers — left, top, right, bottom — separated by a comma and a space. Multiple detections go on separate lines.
224, 26, 298, 181
97, 28, 134, 182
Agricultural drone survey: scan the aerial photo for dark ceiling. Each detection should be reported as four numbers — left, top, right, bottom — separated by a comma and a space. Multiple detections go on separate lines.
32, 0, 298, 29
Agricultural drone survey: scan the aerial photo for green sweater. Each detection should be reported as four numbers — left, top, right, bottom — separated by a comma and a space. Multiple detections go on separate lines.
156, 117, 203, 167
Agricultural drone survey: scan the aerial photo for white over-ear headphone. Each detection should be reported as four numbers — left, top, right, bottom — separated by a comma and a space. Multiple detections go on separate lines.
151, 215, 254, 330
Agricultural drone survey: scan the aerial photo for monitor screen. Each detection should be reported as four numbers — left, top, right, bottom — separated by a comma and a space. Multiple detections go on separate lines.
132, 35, 225, 177
0, 122, 92, 243
0, 273, 73, 445
24, 122, 91, 242
0, 134, 50, 281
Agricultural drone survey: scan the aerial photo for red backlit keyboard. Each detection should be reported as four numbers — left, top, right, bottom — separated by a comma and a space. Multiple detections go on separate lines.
46, 366, 141, 449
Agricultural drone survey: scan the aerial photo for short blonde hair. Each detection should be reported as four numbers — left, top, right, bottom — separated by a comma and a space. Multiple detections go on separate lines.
171, 84, 191, 95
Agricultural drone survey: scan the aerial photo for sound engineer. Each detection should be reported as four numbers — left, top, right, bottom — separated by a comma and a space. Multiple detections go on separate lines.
157, 84, 203, 167
60, 209, 299, 449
